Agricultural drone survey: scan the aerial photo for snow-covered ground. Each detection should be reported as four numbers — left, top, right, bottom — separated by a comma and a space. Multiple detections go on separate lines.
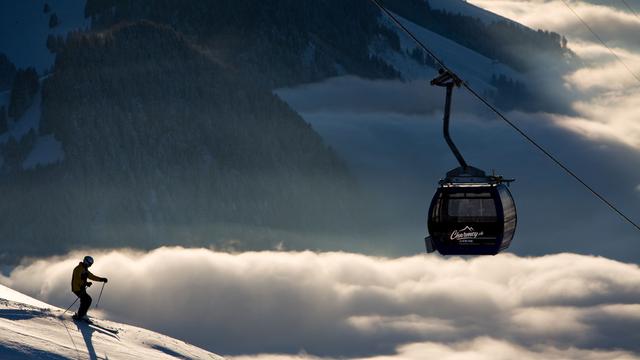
22, 133, 65, 169
374, 12, 523, 91
0, 284, 223, 360
370, 6, 524, 93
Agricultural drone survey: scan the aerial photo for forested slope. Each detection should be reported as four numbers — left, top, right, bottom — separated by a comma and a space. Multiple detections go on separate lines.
0, 22, 361, 259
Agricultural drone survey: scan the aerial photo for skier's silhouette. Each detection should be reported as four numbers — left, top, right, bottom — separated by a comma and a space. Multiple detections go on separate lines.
71, 256, 107, 321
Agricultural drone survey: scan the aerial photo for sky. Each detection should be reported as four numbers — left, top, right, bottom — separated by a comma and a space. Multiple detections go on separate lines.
1, 1, 640, 359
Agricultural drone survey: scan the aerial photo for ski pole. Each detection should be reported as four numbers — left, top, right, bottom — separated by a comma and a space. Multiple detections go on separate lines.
62, 297, 79, 315
95, 282, 105, 309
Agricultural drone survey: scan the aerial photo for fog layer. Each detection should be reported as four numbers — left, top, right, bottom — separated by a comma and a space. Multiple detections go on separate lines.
2, 248, 639, 357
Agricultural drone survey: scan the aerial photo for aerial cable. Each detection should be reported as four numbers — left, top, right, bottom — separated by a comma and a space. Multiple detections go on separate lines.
560, 0, 640, 83
368, 0, 640, 232
621, 0, 640, 20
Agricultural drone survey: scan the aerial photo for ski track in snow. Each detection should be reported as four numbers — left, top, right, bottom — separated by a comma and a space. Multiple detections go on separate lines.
0, 284, 223, 360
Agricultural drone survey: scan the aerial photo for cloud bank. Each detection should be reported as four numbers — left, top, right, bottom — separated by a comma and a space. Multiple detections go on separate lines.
1, 247, 639, 358
230, 338, 640, 360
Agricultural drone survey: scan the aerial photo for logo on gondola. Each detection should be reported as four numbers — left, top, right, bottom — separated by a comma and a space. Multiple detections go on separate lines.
450, 226, 484, 241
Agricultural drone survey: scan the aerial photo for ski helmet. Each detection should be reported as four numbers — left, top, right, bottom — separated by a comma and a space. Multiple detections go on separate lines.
83, 256, 94, 267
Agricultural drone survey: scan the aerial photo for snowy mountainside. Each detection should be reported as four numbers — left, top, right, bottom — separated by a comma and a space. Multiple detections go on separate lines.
0, 284, 223, 360
372, 12, 523, 92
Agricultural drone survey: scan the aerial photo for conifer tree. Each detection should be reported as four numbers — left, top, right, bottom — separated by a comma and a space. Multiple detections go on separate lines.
8, 68, 39, 119
0, 106, 7, 133
0, 53, 17, 91
49, 13, 59, 28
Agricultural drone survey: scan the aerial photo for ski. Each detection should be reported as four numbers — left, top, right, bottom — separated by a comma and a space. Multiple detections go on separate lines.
88, 322, 120, 335
85, 319, 120, 335
69, 315, 120, 334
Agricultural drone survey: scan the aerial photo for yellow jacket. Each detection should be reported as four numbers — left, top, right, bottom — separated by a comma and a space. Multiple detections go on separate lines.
71, 263, 104, 293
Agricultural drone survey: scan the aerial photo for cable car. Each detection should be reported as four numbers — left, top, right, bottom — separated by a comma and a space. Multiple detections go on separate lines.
425, 70, 517, 255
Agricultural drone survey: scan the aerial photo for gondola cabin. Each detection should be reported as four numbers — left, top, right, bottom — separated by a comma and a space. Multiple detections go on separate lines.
425, 69, 518, 256
426, 166, 517, 255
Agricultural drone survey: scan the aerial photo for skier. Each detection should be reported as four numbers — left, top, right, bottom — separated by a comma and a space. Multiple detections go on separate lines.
71, 255, 108, 321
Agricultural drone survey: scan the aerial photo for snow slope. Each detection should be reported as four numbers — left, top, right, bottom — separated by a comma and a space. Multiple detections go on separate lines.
373, 12, 522, 91
22, 133, 65, 169
0, 284, 223, 360
0, 85, 65, 169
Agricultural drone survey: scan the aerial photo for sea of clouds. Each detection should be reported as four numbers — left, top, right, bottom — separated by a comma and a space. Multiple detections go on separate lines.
1, 247, 639, 359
